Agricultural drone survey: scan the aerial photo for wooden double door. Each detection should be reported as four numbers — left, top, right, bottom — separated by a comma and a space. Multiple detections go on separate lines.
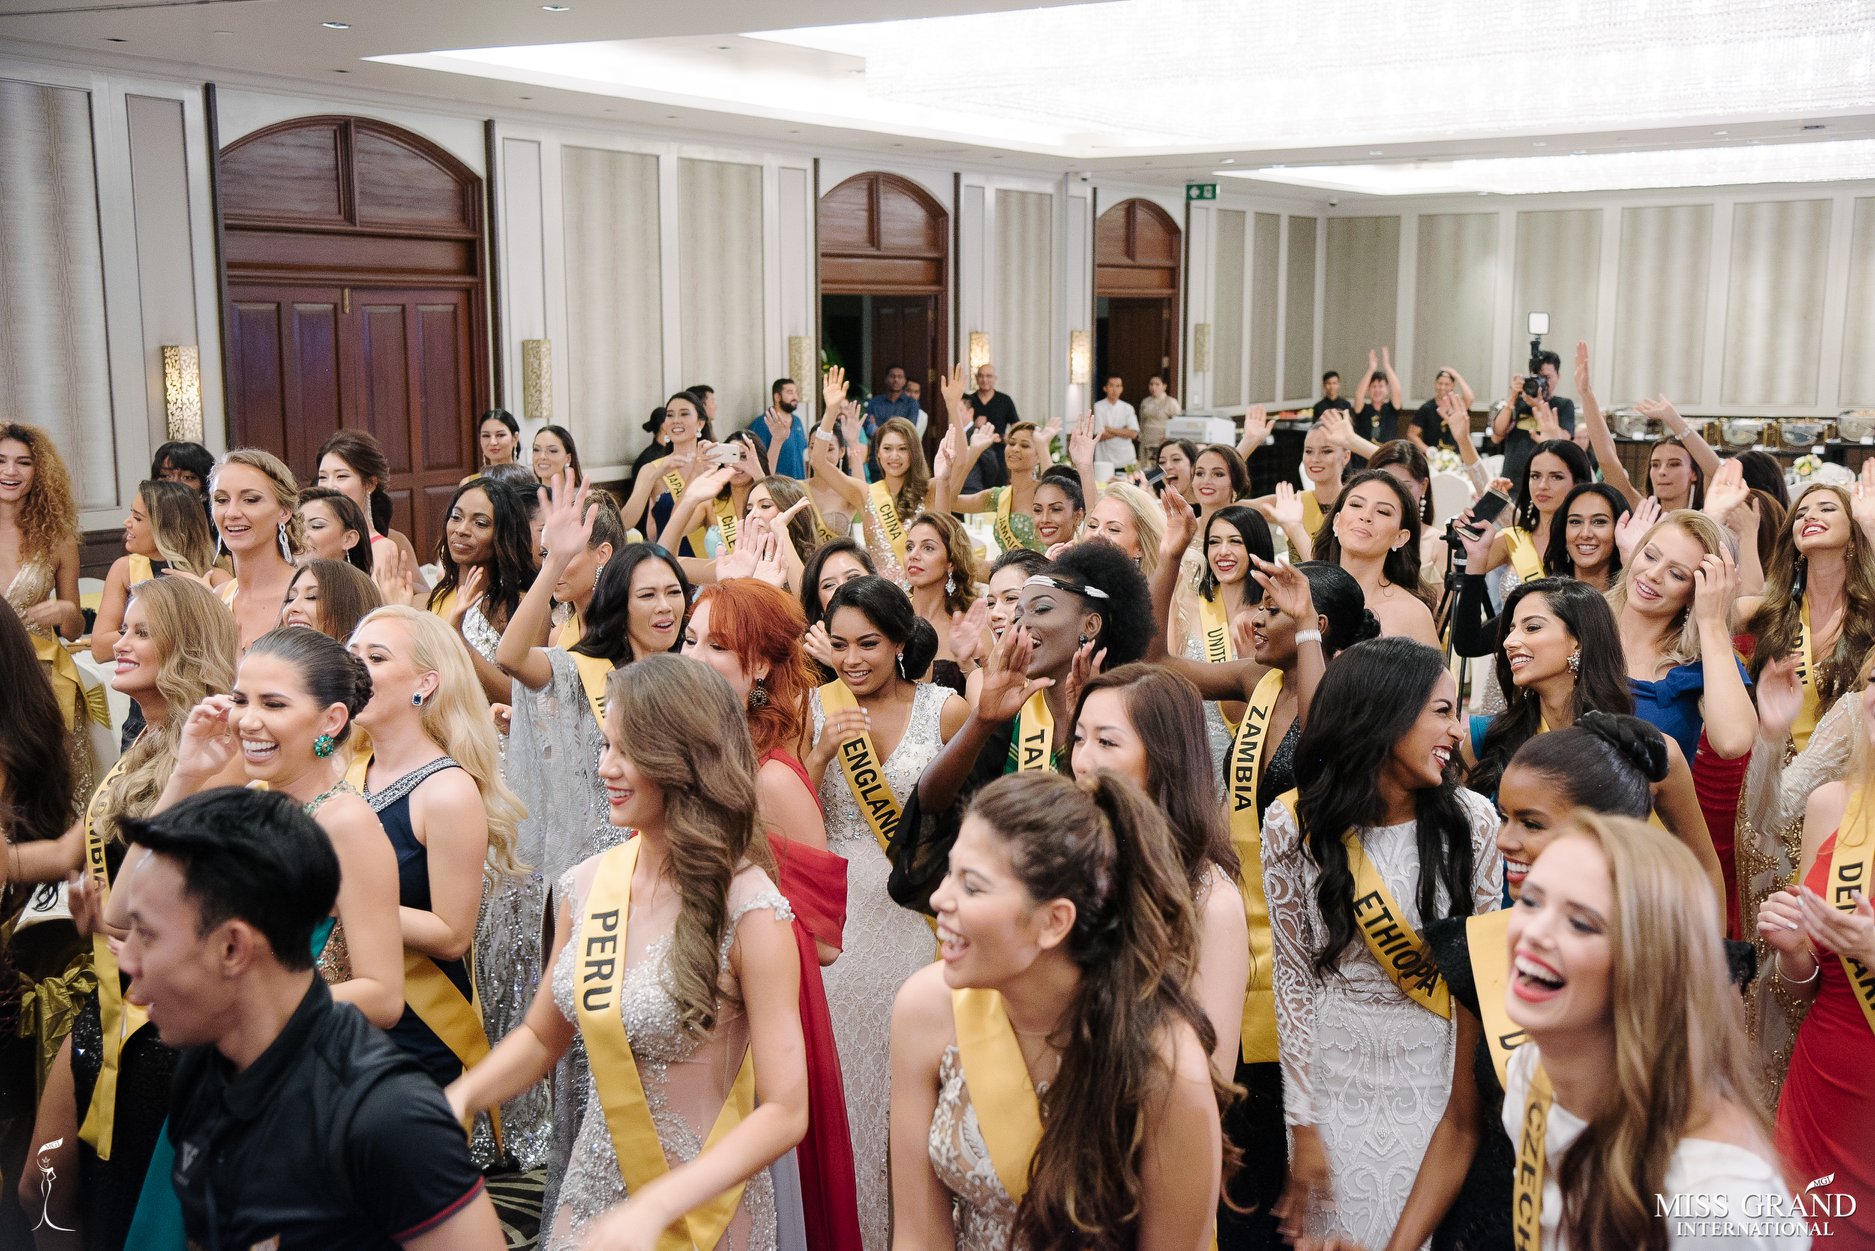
227, 283, 475, 558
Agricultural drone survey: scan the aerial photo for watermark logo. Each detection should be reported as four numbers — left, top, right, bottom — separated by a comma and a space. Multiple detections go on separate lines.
32, 1137, 72, 1232
1655, 1179, 1857, 1239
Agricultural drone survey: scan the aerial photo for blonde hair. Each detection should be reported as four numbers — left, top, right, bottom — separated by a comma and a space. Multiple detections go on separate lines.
98, 577, 237, 834
1097, 482, 1167, 579
138, 479, 218, 574
353, 606, 525, 879
212, 448, 306, 557
1549, 812, 1776, 1251
1605, 509, 1735, 668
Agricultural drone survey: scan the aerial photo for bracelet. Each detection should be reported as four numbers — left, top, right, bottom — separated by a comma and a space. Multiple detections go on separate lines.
1775, 950, 1820, 985
1294, 629, 1323, 646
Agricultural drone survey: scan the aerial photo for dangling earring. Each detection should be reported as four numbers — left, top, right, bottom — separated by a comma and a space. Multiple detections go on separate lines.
896, 651, 906, 679
946, 572, 957, 596
593, 557, 608, 588
1566, 650, 1581, 674
277, 521, 293, 562
312, 733, 336, 759
213, 530, 226, 564
747, 680, 769, 710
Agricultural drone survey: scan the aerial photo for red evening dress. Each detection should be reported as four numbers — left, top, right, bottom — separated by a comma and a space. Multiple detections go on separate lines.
1773, 830, 1875, 1245
761, 748, 864, 1251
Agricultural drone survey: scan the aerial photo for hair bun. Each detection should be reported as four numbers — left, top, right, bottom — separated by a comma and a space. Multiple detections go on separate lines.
344, 649, 375, 719
1579, 710, 1670, 784
1355, 609, 1383, 644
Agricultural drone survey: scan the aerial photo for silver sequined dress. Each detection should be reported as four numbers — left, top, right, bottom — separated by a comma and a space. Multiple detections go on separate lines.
927, 1043, 1040, 1251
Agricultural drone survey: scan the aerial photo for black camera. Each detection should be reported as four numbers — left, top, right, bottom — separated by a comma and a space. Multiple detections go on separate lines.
1522, 372, 1550, 400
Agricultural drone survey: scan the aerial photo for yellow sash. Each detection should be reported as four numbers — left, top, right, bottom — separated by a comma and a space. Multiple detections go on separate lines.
1302, 489, 1325, 538
127, 553, 155, 584
1466, 908, 1529, 1086
570, 651, 615, 728
217, 577, 239, 606
818, 680, 902, 856
556, 610, 583, 651
1511, 1061, 1553, 1251
713, 497, 740, 553
1827, 788, 1875, 1035
1341, 821, 1452, 1018
33, 632, 110, 732
1792, 600, 1822, 752
1198, 593, 1236, 669
665, 468, 708, 557
577, 838, 755, 1251
1506, 527, 1543, 584
951, 988, 1043, 1204
1014, 691, 1054, 772
1229, 673, 1283, 1062
77, 755, 151, 1158
992, 486, 1020, 554
429, 587, 459, 621
869, 479, 909, 567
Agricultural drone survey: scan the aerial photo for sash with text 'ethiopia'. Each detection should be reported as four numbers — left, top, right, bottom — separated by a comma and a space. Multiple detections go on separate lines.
1343, 825, 1452, 1019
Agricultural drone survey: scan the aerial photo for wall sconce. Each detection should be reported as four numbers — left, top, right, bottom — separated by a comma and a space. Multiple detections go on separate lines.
788, 336, 814, 402
1068, 330, 1091, 386
1192, 323, 1212, 373
968, 331, 991, 375
521, 339, 552, 422
161, 344, 203, 442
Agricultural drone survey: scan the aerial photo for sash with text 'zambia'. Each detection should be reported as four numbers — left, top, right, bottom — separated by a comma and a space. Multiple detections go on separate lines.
818, 680, 903, 856
1338, 818, 1452, 1018
78, 755, 149, 1159
1465, 907, 1529, 1085
1230, 674, 1283, 1062
1511, 1061, 1553, 1251
869, 480, 909, 567
1829, 786, 1875, 1035
951, 988, 1043, 1203
577, 838, 755, 1251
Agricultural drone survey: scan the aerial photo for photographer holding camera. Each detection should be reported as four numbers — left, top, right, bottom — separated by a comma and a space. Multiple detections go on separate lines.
1492, 345, 1577, 484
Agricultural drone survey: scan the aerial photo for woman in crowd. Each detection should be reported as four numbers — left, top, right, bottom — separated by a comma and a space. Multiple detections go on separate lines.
956, 546, 1052, 707
1183, 504, 1277, 773
477, 409, 522, 468
1477, 439, 1594, 586
1461, 576, 1726, 908
427, 476, 537, 703
317, 428, 428, 586
818, 411, 936, 585
1263, 637, 1501, 1248
1191, 443, 1253, 531
1507, 814, 1805, 1251
210, 448, 305, 654
1085, 481, 1166, 573
619, 390, 713, 556
663, 430, 770, 561
447, 655, 809, 1251
13, 581, 225, 1249
0, 423, 84, 646
889, 770, 1228, 1250
531, 423, 581, 483
1030, 468, 1087, 554
1255, 419, 1346, 547
1608, 510, 1755, 764
1756, 671, 1875, 1246
729, 475, 818, 596
280, 557, 382, 640
1409, 713, 1671, 1251
1139, 373, 1182, 452
295, 485, 374, 573
901, 512, 979, 688
891, 540, 1154, 911
149, 440, 214, 502
1155, 437, 1201, 509
1541, 481, 1630, 591
936, 418, 1049, 553
346, 606, 525, 1162
91, 478, 224, 663
802, 537, 875, 626
805, 575, 968, 1250
1305, 470, 1442, 647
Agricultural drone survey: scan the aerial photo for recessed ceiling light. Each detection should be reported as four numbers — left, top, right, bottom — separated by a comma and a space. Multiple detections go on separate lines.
1803, 123, 1826, 130
664, 113, 678, 119
1571, 150, 1587, 155
333, 68, 351, 73
1221, 158, 1235, 164
519, 95, 533, 100
787, 129, 799, 134
106, 36, 127, 42
1713, 130, 1728, 136
542, 3, 570, 9
212, 29, 232, 35
322, 21, 351, 29
1367, 149, 1383, 156
1532, 141, 1547, 148
716, 44, 732, 51
892, 142, 903, 147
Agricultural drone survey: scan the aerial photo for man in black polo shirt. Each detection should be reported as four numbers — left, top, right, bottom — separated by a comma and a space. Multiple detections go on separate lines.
963, 362, 1019, 490
117, 788, 501, 1251
1310, 369, 1353, 419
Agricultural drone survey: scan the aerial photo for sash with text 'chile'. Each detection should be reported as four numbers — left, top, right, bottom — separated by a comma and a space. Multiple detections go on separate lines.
1229, 672, 1283, 1062
578, 837, 756, 1251
1829, 785, 1875, 1034
1286, 789, 1452, 1019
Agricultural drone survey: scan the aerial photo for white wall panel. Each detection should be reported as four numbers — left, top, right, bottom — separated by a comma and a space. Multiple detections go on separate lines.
1323, 215, 1401, 383
1722, 199, 1831, 407
1213, 208, 1246, 407
1841, 198, 1875, 408
678, 158, 765, 425
1250, 212, 1281, 402
1611, 204, 1712, 404
994, 189, 1054, 427
1411, 212, 1497, 399
1511, 209, 1601, 381
126, 95, 200, 461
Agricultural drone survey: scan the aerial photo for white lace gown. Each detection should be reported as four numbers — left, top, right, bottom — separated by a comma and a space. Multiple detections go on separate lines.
548, 861, 793, 1251
809, 682, 949, 1251
1262, 789, 1502, 1249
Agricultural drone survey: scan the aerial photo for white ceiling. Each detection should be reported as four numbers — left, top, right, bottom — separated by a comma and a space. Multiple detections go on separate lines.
4, 0, 1874, 195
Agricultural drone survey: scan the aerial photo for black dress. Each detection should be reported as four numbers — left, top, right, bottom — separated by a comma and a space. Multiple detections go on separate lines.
1218, 719, 1299, 1250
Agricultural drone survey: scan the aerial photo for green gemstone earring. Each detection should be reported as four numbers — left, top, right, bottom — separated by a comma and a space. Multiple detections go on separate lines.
312, 734, 337, 759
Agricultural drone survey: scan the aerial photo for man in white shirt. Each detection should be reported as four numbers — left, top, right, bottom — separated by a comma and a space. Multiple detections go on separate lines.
1092, 374, 1140, 467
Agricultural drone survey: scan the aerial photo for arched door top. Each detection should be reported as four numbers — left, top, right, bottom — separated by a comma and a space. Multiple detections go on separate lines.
220, 115, 480, 237
819, 171, 949, 293
1096, 197, 1180, 296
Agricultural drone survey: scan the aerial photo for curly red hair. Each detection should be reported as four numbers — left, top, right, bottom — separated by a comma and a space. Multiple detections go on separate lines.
691, 579, 813, 756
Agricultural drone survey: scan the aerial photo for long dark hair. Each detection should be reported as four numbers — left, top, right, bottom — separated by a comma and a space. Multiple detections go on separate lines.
574, 542, 690, 666
1542, 482, 1631, 581
1368, 439, 1433, 525
1195, 444, 1252, 500
1293, 637, 1478, 978
1513, 439, 1594, 531
801, 537, 876, 621
1747, 482, 1875, 705
316, 428, 395, 535
1271, 562, 1382, 660
1469, 578, 1633, 799
1196, 505, 1276, 602
1645, 436, 1705, 508
532, 423, 583, 478
824, 575, 939, 678
0, 600, 77, 845
296, 487, 375, 575
1070, 664, 1238, 890
967, 770, 1236, 1250
427, 478, 536, 627
1313, 470, 1426, 602
477, 409, 521, 462
1508, 712, 1668, 821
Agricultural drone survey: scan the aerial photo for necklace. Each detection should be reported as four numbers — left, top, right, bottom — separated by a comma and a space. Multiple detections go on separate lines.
302, 777, 355, 817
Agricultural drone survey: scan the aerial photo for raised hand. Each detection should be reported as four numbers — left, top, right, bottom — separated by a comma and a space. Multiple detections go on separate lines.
1367, 348, 1379, 372
1573, 340, 1593, 397
932, 433, 957, 482
1635, 394, 1687, 433
838, 404, 863, 448
939, 362, 967, 420
1060, 638, 1106, 716
1701, 458, 1749, 528
174, 694, 241, 783
1530, 396, 1564, 443
948, 597, 989, 669
1160, 485, 1198, 562
1853, 459, 1875, 539
1038, 414, 1064, 455
748, 525, 786, 588
1799, 883, 1875, 968
1268, 481, 1305, 533
454, 565, 487, 625
1615, 494, 1662, 563
1239, 404, 1273, 455
809, 706, 873, 771
1068, 409, 1098, 468
803, 621, 836, 669
490, 702, 513, 736
1249, 553, 1320, 625
770, 497, 810, 558
968, 418, 1001, 454
372, 543, 423, 608
1438, 392, 1470, 435
1691, 547, 1738, 631
822, 364, 847, 415
976, 624, 1051, 724
1319, 408, 1356, 451
538, 469, 596, 570
1754, 654, 1804, 743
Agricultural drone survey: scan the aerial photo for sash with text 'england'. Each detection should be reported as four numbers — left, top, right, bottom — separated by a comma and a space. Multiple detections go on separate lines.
577, 838, 755, 1251
951, 987, 1043, 1204
869, 480, 909, 567
818, 680, 903, 856
1829, 786, 1875, 1035
1231, 675, 1283, 1063
1465, 907, 1529, 1085
1343, 828, 1452, 1018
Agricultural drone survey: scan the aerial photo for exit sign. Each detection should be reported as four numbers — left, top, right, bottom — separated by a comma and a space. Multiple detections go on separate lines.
1186, 183, 1217, 201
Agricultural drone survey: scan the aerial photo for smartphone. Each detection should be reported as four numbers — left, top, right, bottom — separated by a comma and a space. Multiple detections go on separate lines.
1143, 467, 1167, 495
1471, 488, 1512, 527
707, 443, 740, 467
